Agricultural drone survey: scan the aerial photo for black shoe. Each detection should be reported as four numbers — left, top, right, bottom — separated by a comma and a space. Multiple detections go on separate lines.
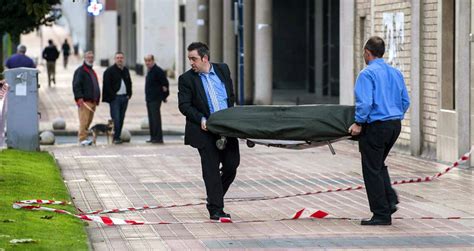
361, 217, 391, 226
146, 139, 163, 144
113, 139, 122, 144
210, 211, 231, 220
390, 204, 398, 214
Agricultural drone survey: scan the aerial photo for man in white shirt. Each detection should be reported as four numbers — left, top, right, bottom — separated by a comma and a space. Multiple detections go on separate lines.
102, 52, 133, 144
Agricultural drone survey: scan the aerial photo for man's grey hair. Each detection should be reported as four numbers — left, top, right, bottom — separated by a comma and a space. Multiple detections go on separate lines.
17, 44, 27, 54
84, 51, 94, 57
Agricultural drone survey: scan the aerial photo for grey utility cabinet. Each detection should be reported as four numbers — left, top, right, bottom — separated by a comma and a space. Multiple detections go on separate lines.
4, 67, 40, 151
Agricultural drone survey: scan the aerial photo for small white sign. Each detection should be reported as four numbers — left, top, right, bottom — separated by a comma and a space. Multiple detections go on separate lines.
15, 82, 27, 96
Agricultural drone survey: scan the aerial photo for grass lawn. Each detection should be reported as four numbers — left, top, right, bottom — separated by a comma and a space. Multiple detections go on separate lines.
0, 149, 88, 250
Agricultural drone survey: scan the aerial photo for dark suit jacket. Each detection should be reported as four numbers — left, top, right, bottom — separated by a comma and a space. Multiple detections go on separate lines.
178, 63, 235, 148
145, 64, 169, 102
42, 45, 59, 62
102, 64, 133, 103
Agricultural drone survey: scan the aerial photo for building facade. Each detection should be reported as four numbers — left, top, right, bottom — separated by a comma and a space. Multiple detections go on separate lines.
180, 0, 473, 165
64, 0, 177, 73
342, 0, 472, 164
65, 0, 473, 165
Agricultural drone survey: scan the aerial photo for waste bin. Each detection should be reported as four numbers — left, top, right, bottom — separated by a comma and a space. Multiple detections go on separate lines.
4, 68, 40, 151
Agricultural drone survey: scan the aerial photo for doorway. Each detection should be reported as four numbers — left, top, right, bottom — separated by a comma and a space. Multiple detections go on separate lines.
272, 0, 340, 104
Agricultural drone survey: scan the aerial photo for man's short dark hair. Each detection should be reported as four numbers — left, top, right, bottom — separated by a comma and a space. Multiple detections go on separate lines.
187, 42, 210, 60
364, 36, 385, 58
115, 51, 124, 56
144, 54, 154, 60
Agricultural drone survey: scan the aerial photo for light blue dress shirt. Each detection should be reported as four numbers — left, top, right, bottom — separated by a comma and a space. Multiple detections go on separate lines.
354, 58, 410, 123
199, 65, 228, 114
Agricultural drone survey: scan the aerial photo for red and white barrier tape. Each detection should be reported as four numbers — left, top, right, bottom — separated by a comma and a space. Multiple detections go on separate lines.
17, 199, 70, 205
13, 201, 327, 226
13, 201, 471, 226
13, 148, 473, 225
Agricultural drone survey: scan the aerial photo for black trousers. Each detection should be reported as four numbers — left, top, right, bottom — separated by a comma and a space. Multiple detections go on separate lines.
146, 100, 163, 142
359, 120, 401, 220
109, 95, 129, 140
197, 136, 240, 215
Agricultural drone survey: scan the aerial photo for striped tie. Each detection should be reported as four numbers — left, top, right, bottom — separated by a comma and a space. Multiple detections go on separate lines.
205, 74, 221, 112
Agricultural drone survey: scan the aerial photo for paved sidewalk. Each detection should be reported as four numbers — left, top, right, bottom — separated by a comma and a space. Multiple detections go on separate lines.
45, 141, 474, 250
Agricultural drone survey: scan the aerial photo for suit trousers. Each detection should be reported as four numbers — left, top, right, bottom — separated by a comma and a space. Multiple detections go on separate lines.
46, 61, 56, 85
78, 101, 96, 141
359, 120, 401, 220
146, 100, 163, 142
197, 136, 240, 215
109, 95, 129, 140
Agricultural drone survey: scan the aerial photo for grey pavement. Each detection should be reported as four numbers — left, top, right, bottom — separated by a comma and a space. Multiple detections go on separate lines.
46, 141, 474, 250
25, 26, 474, 250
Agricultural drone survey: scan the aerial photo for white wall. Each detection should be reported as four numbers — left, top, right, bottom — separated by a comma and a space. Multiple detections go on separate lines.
339, 1, 355, 105
61, 0, 88, 54
136, 0, 177, 71
94, 11, 118, 64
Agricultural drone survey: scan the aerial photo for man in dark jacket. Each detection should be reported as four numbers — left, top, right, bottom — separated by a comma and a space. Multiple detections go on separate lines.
42, 39, 60, 86
178, 42, 240, 221
61, 39, 71, 69
72, 51, 101, 145
102, 52, 132, 144
144, 54, 169, 143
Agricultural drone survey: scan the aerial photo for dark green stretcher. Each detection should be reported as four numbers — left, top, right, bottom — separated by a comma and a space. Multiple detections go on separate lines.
207, 105, 355, 154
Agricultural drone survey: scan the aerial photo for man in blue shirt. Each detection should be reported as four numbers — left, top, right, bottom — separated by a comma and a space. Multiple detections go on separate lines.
349, 36, 410, 226
5, 45, 36, 69
178, 42, 239, 221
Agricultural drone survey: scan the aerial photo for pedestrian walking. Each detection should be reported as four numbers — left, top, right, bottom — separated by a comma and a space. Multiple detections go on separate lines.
5, 44, 36, 69
72, 51, 101, 146
102, 52, 132, 144
178, 42, 240, 220
144, 54, 169, 144
61, 39, 71, 69
42, 39, 60, 86
348, 36, 410, 226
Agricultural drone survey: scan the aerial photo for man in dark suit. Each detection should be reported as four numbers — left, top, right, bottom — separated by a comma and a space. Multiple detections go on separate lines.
144, 54, 169, 143
178, 42, 240, 220
42, 39, 60, 86
102, 52, 133, 144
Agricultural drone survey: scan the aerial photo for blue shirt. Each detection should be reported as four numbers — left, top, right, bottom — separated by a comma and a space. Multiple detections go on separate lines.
354, 58, 410, 123
5, 54, 36, 69
199, 65, 228, 114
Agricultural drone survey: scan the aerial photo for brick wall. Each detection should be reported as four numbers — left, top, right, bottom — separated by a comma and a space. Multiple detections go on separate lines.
421, 0, 438, 154
355, 0, 413, 147
354, 0, 442, 154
